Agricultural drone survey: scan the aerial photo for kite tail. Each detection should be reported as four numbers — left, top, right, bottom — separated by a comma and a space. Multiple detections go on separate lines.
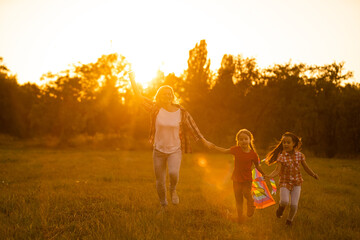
270, 179, 277, 195
259, 159, 277, 195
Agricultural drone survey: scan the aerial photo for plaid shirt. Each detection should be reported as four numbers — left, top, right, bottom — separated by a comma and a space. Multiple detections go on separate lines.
141, 97, 204, 153
277, 151, 305, 190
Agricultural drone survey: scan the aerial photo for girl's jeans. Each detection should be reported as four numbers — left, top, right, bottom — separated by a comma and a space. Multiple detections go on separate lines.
153, 149, 182, 206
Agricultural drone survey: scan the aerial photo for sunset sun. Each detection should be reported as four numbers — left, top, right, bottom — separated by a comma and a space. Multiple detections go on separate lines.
127, 59, 162, 88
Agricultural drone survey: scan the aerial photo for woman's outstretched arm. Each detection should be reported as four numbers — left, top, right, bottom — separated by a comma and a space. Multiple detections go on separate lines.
199, 138, 214, 149
183, 112, 216, 150
211, 145, 231, 154
128, 72, 153, 110
129, 71, 142, 98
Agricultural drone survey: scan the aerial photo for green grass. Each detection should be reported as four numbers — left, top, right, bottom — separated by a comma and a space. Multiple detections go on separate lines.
0, 146, 359, 240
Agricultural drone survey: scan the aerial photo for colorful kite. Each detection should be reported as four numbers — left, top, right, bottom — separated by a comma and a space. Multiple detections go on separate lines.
270, 179, 277, 195
259, 158, 277, 195
251, 168, 276, 209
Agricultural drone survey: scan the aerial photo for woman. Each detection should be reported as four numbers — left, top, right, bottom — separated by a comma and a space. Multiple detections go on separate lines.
129, 72, 213, 210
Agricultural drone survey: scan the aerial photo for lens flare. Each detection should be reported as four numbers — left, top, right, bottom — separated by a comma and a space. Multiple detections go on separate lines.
197, 157, 207, 168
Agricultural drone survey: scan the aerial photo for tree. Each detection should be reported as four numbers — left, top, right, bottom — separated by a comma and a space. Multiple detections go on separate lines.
0, 58, 24, 136
233, 55, 261, 94
179, 40, 212, 141
182, 40, 211, 106
207, 54, 239, 144
311, 62, 353, 157
337, 83, 360, 155
38, 53, 132, 141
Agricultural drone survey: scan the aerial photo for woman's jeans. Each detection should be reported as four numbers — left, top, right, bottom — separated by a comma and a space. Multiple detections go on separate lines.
153, 149, 182, 206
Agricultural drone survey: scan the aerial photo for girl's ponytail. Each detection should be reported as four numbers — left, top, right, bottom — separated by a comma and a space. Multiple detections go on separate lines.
265, 142, 283, 165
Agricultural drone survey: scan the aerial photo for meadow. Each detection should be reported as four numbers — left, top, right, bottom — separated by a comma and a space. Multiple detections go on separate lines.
0, 146, 359, 240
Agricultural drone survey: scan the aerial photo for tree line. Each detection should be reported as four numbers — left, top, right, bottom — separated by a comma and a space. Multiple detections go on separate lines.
1, 40, 359, 157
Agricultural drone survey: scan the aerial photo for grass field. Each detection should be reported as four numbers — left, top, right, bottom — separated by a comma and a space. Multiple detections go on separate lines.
0, 146, 359, 240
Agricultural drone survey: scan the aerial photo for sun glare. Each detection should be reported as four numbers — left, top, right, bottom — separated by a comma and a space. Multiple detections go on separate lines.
128, 62, 160, 89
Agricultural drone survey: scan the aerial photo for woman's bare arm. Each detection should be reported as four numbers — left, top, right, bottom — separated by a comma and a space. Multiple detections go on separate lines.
129, 71, 142, 98
128, 71, 153, 104
211, 145, 231, 154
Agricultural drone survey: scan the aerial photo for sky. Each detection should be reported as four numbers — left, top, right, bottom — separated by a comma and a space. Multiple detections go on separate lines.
1, 0, 359, 86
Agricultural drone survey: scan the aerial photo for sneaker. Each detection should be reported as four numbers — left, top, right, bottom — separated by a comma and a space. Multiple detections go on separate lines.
247, 206, 256, 217
286, 220, 292, 226
171, 190, 179, 205
276, 206, 285, 218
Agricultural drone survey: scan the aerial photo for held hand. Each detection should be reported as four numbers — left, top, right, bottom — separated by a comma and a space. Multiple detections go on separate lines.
313, 173, 319, 180
207, 142, 215, 149
263, 174, 271, 180
203, 139, 214, 149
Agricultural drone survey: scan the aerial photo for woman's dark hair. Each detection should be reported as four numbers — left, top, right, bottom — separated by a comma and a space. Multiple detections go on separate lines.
265, 132, 302, 165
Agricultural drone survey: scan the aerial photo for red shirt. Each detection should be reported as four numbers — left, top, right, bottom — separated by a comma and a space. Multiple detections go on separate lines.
230, 146, 259, 182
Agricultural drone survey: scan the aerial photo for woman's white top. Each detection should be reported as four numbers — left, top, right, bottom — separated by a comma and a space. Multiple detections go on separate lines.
154, 108, 181, 153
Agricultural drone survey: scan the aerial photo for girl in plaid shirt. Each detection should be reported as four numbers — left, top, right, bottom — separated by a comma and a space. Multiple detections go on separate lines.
266, 132, 319, 226
129, 72, 213, 211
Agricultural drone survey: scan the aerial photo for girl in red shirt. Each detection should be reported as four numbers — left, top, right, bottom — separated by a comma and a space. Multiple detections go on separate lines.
266, 132, 319, 226
212, 129, 268, 222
